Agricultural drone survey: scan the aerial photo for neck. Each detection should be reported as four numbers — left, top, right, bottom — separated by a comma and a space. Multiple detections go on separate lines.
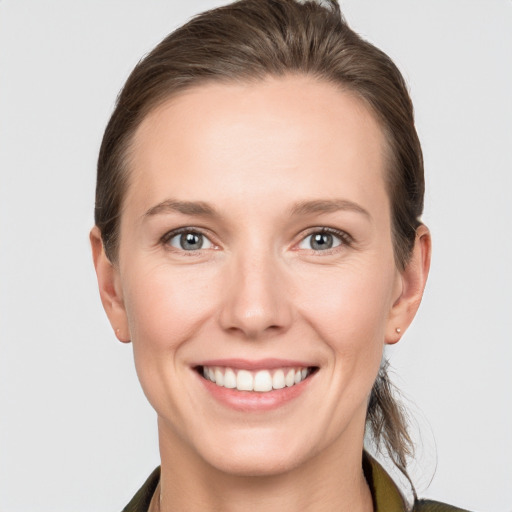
157, 419, 373, 512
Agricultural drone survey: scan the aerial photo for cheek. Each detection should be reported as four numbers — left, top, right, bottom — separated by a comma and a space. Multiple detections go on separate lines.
120, 260, 223, 417
295, 260, 395, 360
289, 259, 397, 438
122, 261, 220, 357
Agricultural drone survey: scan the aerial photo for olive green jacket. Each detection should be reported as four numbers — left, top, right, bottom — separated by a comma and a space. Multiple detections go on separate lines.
122, 454, 472, 512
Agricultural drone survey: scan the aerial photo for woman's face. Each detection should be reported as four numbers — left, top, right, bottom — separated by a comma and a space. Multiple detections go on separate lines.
97, 76, 418, 476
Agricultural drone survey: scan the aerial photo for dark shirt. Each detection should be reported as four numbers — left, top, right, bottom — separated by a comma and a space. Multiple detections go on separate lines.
122, 454, 472, 512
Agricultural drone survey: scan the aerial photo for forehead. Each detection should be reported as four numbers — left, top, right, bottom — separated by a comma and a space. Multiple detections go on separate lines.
126, 75, 389, 217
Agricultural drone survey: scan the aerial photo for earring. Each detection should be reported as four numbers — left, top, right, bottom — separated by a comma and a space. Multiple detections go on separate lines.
395, 328, 401, 334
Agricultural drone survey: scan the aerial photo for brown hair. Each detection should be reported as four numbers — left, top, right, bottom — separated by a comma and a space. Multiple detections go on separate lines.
95, 0, 423, 492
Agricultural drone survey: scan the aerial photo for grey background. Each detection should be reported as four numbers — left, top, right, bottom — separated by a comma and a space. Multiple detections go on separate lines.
0, 1, 510, 510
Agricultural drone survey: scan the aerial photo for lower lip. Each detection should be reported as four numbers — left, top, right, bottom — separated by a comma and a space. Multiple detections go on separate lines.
197, 371, 315, 412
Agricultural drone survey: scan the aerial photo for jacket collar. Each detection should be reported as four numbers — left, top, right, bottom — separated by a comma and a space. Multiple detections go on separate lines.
363, 452, 408, 512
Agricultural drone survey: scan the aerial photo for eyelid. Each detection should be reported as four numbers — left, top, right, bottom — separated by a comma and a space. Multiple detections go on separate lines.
295, 227, 353, 251
160, 227, 218, 251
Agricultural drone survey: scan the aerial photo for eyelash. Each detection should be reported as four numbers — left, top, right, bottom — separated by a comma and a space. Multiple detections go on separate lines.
160, 227, 216, 254
298, 227, 353, 253
160, 227, 353, 254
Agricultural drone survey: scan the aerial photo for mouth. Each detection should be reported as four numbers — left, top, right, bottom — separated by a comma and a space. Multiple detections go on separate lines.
195, 364, 319, 393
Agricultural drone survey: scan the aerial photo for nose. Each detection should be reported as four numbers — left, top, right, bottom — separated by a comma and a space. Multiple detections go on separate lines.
218, 248, 293, 340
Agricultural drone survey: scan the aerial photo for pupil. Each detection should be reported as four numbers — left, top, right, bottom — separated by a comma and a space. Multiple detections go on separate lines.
180, 232, 202, 250
311, 233, 333, 250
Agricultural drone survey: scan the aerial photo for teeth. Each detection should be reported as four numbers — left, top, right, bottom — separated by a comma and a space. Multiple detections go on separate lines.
237, 370, 253, 391
254, 370, 273, 392
272, 369, 285, 390
224, 368, 236, 389
214, 368, 224, 386
201, 365, 312, 393
285, 369, 295, 387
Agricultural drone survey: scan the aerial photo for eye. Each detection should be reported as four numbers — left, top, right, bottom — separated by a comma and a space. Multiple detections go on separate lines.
298, 229, 349, 251
165, 230, 214, 251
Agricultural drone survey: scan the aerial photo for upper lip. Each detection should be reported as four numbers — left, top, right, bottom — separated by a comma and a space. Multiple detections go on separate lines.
194, 358, 318, 371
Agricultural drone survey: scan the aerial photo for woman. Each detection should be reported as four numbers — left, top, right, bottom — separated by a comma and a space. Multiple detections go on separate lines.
91, 1, 470, 510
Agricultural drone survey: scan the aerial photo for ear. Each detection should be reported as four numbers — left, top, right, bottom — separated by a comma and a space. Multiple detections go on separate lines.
385, 224, 431, 344
90, 226, 130, 343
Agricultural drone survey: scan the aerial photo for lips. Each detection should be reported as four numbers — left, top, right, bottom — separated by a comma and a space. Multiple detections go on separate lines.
193, 359, 319, 411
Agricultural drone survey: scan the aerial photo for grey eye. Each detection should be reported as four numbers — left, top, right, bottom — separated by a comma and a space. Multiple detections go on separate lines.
299, 232, 342, 251
168, 231, 213, 251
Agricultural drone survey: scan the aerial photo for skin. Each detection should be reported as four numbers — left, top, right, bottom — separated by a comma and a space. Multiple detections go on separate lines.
91, 75, 430, 512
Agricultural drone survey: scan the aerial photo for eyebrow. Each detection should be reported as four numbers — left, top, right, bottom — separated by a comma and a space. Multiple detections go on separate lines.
144, 199, 218, 218
290, 199, 371, 219
143, 198, 370, 220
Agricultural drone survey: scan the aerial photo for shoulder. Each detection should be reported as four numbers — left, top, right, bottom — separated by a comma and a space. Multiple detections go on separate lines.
413, 499, 473, 512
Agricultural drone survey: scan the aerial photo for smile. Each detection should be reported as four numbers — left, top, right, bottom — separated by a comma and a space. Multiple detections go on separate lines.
199, 365, 315, 393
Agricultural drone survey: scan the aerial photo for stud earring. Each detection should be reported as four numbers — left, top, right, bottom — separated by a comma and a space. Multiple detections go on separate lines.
396, 328, 401, 334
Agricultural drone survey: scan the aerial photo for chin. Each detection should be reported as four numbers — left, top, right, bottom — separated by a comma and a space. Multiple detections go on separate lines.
206, 448, 304, 478
192, 428, 312, 477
